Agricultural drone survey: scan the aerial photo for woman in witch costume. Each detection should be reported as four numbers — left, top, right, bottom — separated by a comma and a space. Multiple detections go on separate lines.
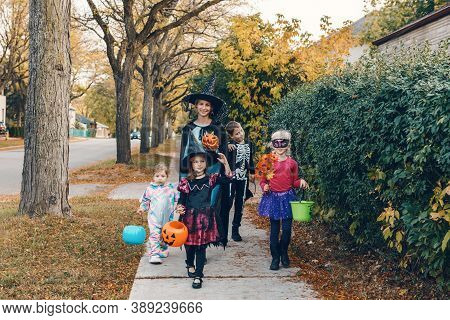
176, 132, 233, 289
179, 76, 232, 245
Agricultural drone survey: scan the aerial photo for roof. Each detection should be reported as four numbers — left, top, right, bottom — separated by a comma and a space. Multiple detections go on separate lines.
96, 122, 109, 129
76, 114, 94, 125
373, 3, 450, 46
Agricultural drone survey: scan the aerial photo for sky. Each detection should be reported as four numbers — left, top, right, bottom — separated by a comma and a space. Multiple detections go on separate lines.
74, 0, 370, 39
247, 0, 368, 38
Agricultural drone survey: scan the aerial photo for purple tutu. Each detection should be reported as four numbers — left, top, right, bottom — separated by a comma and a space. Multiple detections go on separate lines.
258, 189, 297, 220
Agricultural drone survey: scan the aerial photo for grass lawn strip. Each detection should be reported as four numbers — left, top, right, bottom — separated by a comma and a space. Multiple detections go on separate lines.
0, 191, 145, 299
0, 143, 178, 299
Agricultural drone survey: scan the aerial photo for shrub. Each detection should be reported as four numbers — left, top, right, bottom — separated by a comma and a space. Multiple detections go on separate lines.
269, 43, 449, 284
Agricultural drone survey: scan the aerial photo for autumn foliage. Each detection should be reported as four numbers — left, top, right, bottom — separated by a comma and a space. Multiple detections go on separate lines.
255, 153, 278, 181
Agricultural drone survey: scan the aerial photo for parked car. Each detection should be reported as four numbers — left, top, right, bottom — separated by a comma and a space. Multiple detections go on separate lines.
130, 131, 141, 140
0, 122, 6, 134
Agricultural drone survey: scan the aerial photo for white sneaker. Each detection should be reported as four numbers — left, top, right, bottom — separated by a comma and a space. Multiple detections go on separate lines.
149, 255, 162, 264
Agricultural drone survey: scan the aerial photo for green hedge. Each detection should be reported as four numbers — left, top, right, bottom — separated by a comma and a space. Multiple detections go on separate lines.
270, 44, 449, 284
8, 127, 24, 137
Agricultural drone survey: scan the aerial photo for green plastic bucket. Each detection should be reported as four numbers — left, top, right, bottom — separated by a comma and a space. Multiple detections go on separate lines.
290, 200, 314, 222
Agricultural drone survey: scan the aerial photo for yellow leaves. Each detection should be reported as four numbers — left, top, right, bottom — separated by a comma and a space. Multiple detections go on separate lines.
395, 231, 403, 243
266, 171, 275, 180
382, 226, 392, 240
442, 231, 450, 252
378, 204, 403, 253
369, 168, 386, 181
377, 204, 399, 227
428, 180, 450, 224
349, 220, 359, 236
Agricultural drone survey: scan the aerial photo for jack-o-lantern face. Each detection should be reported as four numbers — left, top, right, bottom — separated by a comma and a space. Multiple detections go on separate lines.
162, 221, 189, 247
202, 131, 219, 150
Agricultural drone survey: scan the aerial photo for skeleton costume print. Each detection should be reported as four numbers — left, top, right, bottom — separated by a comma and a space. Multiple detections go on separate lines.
234, 143, 251, 180
228, 140, 254, 182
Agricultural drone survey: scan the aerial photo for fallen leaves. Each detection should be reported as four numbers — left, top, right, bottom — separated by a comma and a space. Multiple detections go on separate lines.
246, 200, 448, 300
0, 195, 144, 299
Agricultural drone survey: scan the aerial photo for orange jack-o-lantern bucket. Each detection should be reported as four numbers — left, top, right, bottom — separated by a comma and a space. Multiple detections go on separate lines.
162, 221, 189, 247
202, 132, 219, 151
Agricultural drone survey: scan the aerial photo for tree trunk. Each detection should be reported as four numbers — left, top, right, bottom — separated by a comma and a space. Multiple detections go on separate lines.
158, 110, 166, 145
114, 52, 137, 164
140, 55, 152, 153
150, 87, 162, 148
167, 117, 173, 139
19, 0, 71, 217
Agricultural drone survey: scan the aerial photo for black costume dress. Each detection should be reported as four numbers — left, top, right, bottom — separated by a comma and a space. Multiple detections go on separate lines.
179, 120, 231, 243
178, 174, 231, 247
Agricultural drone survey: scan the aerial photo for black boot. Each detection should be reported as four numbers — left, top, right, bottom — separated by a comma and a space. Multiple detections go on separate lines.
281, 251, 290, 268
270, 257, 280, 270
231, 226, 242, 241
269, 241, 281, 270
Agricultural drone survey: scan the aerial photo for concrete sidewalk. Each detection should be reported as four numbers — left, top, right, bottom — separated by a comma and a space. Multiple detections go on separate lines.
109, 138, 317, 299
129, 213, 317, 299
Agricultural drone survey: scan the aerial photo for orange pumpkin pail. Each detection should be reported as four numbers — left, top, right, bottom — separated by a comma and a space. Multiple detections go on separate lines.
162, 221, 189, 247
201, 131, 219, 151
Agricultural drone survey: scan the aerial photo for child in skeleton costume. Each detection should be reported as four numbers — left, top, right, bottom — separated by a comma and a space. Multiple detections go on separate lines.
176, 131, 232, 289
137, 163, 179, 265
225, 121, 255, 241
258, 130, 309, 271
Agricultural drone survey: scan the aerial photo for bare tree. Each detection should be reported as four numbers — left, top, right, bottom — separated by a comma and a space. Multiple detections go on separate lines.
78, 0, 225, 163
135, 1, 232, 151
0, 0, 28, 93
19, 0, 72, 217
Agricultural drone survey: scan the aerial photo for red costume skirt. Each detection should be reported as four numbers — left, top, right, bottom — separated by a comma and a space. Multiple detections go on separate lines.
181, 207, 220, 246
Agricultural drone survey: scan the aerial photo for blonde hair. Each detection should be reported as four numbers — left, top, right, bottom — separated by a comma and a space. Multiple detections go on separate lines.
153, 163, 169, 176
271, 130, 291, 141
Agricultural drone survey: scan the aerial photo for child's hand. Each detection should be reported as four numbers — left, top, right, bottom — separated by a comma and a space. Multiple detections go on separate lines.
176, 205, 185, 215
300, 179, 309, 189
136, 208, 145, 215
228, 144, 236, 151
263, 184, 270, 192
217, 153, 228, 165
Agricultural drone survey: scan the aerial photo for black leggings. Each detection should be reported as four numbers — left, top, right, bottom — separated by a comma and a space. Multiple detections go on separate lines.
185, 245, 207, 278
230, 179, 247, 228
269, 218, 292, 258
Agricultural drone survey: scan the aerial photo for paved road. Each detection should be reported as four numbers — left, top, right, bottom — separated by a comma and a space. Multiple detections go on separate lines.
0, 139, 140, 195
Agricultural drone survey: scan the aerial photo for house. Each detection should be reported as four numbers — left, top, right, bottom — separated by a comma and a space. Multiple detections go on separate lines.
373, 4, 449, 52
346, 16, 370, 63
70, 112, 110, 138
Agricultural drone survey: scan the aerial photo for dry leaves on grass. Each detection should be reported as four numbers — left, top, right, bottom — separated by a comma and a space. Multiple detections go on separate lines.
0, 195, 145, 299
246, 202, 448, 300
70, 152, 173, 185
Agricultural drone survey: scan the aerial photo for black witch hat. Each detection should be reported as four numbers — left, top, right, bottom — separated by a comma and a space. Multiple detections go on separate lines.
181, 130, 215, 169
182, 75, 227, 122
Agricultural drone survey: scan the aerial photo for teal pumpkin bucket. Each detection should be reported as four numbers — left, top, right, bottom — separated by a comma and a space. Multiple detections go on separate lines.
122, 225, 147, 245
290, 201, 314, 222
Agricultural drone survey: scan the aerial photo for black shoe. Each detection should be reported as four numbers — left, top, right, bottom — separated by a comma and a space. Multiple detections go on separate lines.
186, 266, 196, 278
192, 277, 203, 289
281, 253, 290, 268
231, 228, 242, 241
270, 258, 280, 270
